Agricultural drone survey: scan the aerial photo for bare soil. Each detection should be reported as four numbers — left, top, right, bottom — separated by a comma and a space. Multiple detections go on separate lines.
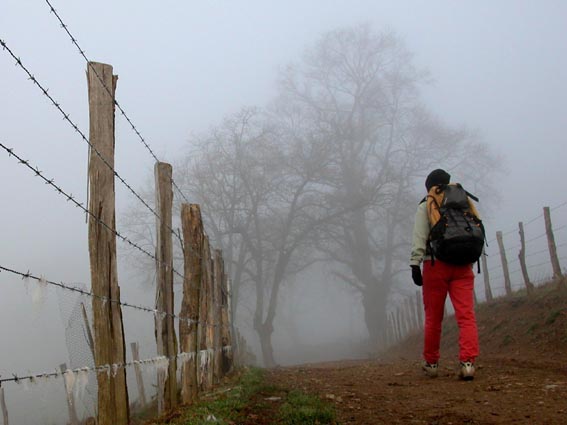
259, 282, 567, 424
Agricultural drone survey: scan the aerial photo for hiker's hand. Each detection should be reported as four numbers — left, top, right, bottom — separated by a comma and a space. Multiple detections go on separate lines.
411, 265, 423, 287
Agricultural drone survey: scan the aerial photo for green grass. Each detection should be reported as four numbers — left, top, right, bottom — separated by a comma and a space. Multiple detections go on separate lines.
545, 310, 562, 325
163, 368, 337, 425
279, 390, 336, 425
174, 367, 265, 425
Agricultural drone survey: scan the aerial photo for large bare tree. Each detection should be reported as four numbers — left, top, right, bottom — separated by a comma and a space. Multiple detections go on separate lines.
123, 25, 500, 364
176, 107, 341, 366
277, 25, 499, 346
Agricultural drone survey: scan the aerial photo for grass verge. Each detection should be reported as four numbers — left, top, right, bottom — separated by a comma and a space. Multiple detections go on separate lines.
154, 367, 336, 425
279, 390, 337, 424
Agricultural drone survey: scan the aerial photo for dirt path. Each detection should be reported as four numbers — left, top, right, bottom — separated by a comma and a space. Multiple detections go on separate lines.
266, 356, 567, 424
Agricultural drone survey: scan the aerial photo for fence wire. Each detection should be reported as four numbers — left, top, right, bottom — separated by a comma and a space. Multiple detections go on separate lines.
0, 37, 185, 254
43, 0, 191, 208
0, 141, 185, 281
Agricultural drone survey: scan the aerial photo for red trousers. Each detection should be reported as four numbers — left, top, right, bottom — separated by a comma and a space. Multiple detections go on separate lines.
422, 260, 479, 363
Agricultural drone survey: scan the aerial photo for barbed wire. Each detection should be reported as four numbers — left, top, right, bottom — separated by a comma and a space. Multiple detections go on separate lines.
485, 199, 567, 244
0, 141, 186, 281
0, 346, 232, 385
485, 222, 567, 269
0, 37, 185, 251
43, 0, 191, 207
551, 200, 567, 212
0, 264, 228, 328
487, 254, 566, 290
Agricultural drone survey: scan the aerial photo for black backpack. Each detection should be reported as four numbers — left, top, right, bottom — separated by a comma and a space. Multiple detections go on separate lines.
426, 183, 485, 266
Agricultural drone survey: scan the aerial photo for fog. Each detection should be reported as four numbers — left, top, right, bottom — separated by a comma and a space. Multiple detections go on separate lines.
1, 1, 567, 423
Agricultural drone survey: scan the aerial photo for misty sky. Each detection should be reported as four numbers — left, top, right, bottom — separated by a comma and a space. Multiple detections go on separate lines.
1, 0, 567, 393
2, 1, 566, 235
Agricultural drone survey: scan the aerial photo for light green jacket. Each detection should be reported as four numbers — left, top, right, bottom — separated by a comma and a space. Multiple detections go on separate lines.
409, 201, 430, 267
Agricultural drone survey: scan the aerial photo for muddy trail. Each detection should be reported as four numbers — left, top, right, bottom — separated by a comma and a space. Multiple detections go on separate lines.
254, 282, 567, 424
153, 283, 567, 424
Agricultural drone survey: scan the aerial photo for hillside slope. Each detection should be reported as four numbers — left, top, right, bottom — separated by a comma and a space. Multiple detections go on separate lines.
384, 280, 567, 364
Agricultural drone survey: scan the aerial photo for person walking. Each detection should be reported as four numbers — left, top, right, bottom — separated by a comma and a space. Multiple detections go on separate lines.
410, 169, 481, 380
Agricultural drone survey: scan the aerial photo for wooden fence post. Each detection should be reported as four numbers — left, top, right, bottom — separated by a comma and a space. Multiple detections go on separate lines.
543, 207, 564, 285
205, 238, 215, 389
180, 204, 203, 404
221, 274, 233, 374
481, 250, 493, 302
396, 305, 405, 341
390, 312, 398, 344
415, 291, 423, 329
518, 222, 534, 294
0, 386, 8, 425
60, 364, 79, 425
213, 250, 223, 384
198, 236, 214, 391
406, 297, 417, 332
496, 231, 512, 296
130, 343, 147, 409
87, 61, 129, 425
154, 162, 178, 412
405, 302, 412, 335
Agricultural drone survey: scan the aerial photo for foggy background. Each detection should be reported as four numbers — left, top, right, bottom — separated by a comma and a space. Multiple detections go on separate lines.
1, 1, 567, 423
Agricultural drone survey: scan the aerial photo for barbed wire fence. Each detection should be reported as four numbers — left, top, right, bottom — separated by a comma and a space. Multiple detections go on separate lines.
0, 6, 236, 425
385, 201, 567, 348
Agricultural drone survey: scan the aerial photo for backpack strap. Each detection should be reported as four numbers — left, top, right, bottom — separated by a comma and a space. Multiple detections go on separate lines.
465, 190, 479, 202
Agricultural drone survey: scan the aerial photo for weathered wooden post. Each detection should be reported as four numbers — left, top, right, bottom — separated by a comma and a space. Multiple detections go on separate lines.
388, 312, 398, 345
198, 236, 214, 391
180, 204, 203, 404
397, 304, 404, 338
0, 385, 8, 425
60, 364, 79, 425
481, 250, 493, 302
518, 222, 534, 294
154, 162, 178, 412
205, 238, 215, 389
496, 231, 512, 296
212, 250, 223, 384
221, 274, 234, 374
543, 207, 564, 285
87, 61, 129, 425
406, 297, 417, 332
415, 291, 423, 329
130, 342, 147, 408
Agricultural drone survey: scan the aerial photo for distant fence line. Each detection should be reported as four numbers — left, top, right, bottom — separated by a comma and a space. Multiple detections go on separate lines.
0, 59, 240, 425
385, 203, 566, 349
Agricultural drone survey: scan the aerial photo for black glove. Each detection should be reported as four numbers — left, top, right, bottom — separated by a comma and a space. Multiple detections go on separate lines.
411, 265, 423, 287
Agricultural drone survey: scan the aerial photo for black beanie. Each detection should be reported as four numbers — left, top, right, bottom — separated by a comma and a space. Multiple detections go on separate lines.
425, 169, 450, 191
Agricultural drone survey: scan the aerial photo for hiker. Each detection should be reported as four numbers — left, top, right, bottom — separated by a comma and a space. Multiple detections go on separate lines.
410, 169, 484, 380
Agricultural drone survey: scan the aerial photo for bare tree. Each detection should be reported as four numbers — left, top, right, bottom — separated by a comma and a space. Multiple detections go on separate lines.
176, 106, 350, 366
123, 24, 500, 364
277, 25, 499, 347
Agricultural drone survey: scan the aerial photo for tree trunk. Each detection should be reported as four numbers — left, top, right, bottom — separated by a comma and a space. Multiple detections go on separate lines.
361, 285, 388, 348
257, 323, 276, 368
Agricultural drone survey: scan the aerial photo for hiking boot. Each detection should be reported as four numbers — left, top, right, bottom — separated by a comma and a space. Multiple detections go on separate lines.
459, 361, 475, 381
422, 361, 439, 378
